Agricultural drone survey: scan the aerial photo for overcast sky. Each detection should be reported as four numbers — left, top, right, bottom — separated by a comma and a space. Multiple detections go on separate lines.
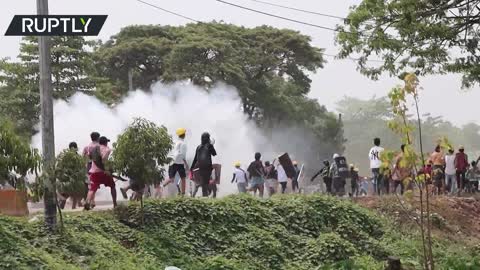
2, 0, 479, 126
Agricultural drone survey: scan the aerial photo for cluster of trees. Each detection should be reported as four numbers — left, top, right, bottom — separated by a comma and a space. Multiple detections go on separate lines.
0, 119, 41, 190
0, 22, 344, 156
338, 95, 480, 173
337, 0, 480, 88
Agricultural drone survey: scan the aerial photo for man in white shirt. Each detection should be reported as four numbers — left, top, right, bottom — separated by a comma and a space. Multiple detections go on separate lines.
163, 128, 189, 195
444, 148, 457, 194
277, 163, 289, 194
369, 138, 384, 195
231, 162, 248, 193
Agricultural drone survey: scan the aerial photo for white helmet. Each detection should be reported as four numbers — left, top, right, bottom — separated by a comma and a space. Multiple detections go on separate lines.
333, 153, 340, 159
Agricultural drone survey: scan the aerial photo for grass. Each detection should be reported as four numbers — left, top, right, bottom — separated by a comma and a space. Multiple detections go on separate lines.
1, 194, 479, 269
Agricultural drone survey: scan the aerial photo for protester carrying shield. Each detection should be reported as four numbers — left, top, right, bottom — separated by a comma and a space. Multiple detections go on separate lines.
330, 153, 349, 196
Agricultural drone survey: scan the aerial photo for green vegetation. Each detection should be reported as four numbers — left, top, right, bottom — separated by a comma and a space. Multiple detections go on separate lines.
111, 117, 173, 188
337, 0, 480, 88
0, 118, 41, 189
1, 195, 479, 269
55, 149, 87, 197
0, 24, 344, 157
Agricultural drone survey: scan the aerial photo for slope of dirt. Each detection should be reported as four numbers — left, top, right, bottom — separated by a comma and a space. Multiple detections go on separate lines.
355, 195, 480, 242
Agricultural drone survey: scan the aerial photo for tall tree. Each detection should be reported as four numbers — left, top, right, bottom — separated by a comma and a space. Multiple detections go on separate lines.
0, 59, 39, 138
96, 23, 325, 120
0, 36, 97, 137
17, 36, 97, 99
97, 23, 345, 156
336, 0, 480, 87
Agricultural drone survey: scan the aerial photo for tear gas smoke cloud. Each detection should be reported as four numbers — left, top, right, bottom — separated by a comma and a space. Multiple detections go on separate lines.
32, 82, 334, 199
32, 82, 272, 198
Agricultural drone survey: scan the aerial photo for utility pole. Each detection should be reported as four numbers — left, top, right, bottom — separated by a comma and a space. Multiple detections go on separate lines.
37, 0, 56, 230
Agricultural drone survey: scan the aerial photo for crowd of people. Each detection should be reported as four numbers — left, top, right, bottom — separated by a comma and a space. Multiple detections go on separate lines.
53, 129, 480, 210
62, 128, 221, 209
364, 137, 480, 197
238, 137, 480, 199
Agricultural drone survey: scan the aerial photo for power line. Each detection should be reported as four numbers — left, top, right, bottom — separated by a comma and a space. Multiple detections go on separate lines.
248, 0, 346, 20
135, 0, 201, 23
216, 0, 349, 33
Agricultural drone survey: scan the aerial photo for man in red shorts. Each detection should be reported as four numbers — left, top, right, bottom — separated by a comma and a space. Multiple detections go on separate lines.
84, 136, 117, 210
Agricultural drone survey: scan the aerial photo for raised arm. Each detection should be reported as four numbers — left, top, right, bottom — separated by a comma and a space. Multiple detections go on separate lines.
311, 169, 322, 182
210, 144, 217, 156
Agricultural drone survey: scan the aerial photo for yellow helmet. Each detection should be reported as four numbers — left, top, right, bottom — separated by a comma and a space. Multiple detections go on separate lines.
176, 128, 186, 136
234, 161, 241, 167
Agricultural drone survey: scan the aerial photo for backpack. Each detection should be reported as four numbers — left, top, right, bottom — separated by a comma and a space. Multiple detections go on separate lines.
196, 144, 212, 169
334, 156, 349, 178
455, 152, 468, 171
90, 145, 105, 171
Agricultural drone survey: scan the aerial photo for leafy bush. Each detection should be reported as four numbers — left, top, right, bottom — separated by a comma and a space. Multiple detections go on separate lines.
111, 117, 173, 188
2, 194, 480, 269
55, 149, 86, 196
0, 118, 41, 189
116, 194, 387, 269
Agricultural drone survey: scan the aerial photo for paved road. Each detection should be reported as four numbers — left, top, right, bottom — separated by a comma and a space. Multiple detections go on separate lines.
28, 200, 123, 214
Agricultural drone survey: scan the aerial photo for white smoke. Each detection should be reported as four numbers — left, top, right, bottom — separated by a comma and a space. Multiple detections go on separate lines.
32, 82, 271, 199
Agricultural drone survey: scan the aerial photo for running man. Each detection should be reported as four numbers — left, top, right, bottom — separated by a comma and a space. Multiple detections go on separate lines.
84, 136, 117, 210
231, 162, 248, 193
162, 128, 189, 195
369, 138, 384, 195
247, 152, 265, 198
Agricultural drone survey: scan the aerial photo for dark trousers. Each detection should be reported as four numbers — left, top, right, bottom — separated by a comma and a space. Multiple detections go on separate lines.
292, 180, 299, 192
280, 182, 287, 193
209, 183, 217, 198
372, 168, 383, 195
456, 170, 466, 191
351, 181, 358, 197
199, 168, 213, 197
323, 177, 332, 194
384, 178, 390, 194
333, 177, 345, 196
393, 180, 404, 195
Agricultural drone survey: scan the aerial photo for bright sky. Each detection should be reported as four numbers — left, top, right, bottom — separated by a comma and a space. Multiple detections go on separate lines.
1, 0, 479, 126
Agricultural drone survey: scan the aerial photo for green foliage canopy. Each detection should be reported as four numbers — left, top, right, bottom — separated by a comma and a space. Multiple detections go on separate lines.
95, 23, 325, 121
0, 36, 98, 137
111, 118, 173, 187
55, 149, 86, 196
0, 119, 41, 189
337, 0, 480, 87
